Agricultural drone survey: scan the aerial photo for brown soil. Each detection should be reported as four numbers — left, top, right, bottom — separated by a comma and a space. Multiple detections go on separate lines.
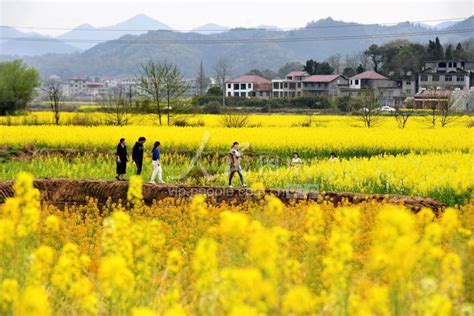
0, 179, 445, 215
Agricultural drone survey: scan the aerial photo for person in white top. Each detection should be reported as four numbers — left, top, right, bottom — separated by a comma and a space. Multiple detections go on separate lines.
150, 141, 164, 184
290, 152, 303, 168
228, 141, 246, 188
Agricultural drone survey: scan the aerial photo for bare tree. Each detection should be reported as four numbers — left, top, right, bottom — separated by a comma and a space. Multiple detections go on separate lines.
42, 77, 63, 125
394, 99, 413, 128
344, 53, 359, 71
100, 85, 133, 126
163, 64, 188, 126
196, 60, 209, 96
213, 58, 232, 107
440, 92, 460, 127
137, 60, 168, 125
326, 54, 341, 74
349, 91, 381, 128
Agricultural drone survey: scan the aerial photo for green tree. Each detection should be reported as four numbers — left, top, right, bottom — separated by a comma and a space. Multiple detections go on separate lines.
303, 59, 334, 75
364, 44, 383, 72
426, 37, 444, 60
0, 60, 40, 115
453, 42, 465, 59
207, 86, 222, 96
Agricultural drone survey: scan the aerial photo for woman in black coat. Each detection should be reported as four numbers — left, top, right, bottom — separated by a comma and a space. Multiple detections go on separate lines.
116, 138, 128, 180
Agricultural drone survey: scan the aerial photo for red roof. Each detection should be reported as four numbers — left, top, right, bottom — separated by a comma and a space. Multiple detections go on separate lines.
286, 71, 307, 77
350, 71, 388, 80
229, 75, 271, 84
304, 75, 341, 83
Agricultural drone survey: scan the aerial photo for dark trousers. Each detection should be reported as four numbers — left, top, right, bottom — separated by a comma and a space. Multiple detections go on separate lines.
135, 162, 143, 175
229, 170, 244, 186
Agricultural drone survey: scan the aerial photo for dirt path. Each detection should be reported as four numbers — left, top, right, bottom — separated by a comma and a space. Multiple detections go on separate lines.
0, 178, 445, 215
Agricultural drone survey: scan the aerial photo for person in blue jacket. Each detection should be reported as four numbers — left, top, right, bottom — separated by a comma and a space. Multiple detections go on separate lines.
149, 141, 164, 184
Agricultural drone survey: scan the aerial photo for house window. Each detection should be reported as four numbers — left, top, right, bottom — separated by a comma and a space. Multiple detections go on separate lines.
284, 83, 288, 88
297, 83, 301, 88
227, 84, 231, 89
355, 79, 359, 85
240, 84, 246, 90
453, 62, 457, 67
350, 80, 352, 85
273, 82, 279, 89
432, 75, 439, 81
445, 75, 452, 82
234, 92, 239, 96
406, 81, 411, 85
228, 92, 232, 96
259, 91, 263, 96
405, 89, 412, 95
448, 62, 452, 67
234, 84, 239, 90
438, 62, 446, 68
420, 75, 428, 82
457, 75, 464, 82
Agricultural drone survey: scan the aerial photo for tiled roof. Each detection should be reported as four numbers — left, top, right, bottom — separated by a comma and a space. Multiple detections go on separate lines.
350, 71, 388, 80
304, 75, 341, 83
229, 75, 271, 84
286, 71, 308, 77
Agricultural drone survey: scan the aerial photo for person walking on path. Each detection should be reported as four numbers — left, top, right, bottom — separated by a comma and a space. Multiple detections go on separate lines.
115, 138, 128, 181
132, 136, 146, 175
228, 141, 246, 188
150, 141, 164, 184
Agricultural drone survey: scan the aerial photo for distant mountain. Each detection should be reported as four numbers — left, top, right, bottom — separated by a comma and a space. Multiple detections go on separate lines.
434, 21, 459, 30
0, 27, 79, 56
255, 25, 280, 30
9, 16, 474, 78
191, 23, 230, 34
58, 14, 173, 50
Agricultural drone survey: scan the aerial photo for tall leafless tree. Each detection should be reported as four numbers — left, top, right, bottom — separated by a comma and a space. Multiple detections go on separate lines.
440, 92, 460, 127
213, 58, 232, 107
100, 85, 133, 126
163, 64, 188, 126
326, 54, 341, 74
196, 60, 209, 96
349, 90, 381, 128
137, 60, 169, 125
42, 77, 63, 125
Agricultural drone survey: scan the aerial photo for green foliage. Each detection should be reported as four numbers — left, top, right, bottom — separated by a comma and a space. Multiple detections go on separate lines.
303, 59, 334, 75
206, 86, 222, 96
0, 60, 40, 115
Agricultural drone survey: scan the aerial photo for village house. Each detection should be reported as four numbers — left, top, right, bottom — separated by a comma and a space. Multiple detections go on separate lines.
418, 60, 474, 91
226, 75, 272, 99
302, 74, 349, 96
271, 71, 308, 98
344, 70, 403, 106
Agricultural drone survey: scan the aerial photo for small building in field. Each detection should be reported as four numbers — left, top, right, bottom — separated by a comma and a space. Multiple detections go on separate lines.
226, 75, 272, 99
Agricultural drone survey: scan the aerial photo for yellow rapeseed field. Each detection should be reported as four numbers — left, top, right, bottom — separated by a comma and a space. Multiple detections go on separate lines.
0, 173, 473, 315
1, 123, 473, 155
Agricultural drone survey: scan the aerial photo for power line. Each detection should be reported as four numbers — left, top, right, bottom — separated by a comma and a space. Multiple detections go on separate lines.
0, 17, 469, 33
0, 28, 472, 45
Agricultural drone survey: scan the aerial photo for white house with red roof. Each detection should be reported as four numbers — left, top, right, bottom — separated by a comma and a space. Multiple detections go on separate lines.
349, 71, 390, 89
226, 75, 272, 99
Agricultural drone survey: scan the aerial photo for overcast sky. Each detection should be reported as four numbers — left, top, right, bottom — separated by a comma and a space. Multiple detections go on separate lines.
1, 0, 472, 37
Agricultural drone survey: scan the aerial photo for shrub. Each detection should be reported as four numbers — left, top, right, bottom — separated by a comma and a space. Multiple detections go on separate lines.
202, 102, 222, 114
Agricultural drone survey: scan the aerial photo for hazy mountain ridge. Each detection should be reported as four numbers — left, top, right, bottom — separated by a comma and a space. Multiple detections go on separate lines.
2, 16, 472, 78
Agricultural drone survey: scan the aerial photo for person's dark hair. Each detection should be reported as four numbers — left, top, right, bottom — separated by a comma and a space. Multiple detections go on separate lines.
293, 152, 300, 158
154, 141, 160, 147
138, 136, 146, 142
330, 152, 337, 157
119, 138, 125, 143
232, 141, 239, 148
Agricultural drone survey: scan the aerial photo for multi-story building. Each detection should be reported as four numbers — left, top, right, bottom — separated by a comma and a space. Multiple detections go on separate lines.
272, 71, 308, 98
418, 60, 474, 91
302, 74, 349, 96
226, 75, 272, 99
66, 77, 88, 97
345, 71, 403, 106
